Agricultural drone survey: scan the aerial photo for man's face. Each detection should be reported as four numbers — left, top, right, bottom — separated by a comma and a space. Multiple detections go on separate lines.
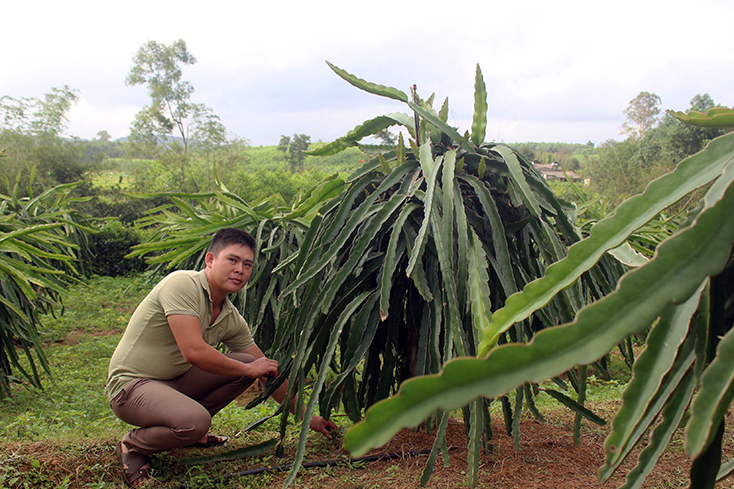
205, 243, 255, 297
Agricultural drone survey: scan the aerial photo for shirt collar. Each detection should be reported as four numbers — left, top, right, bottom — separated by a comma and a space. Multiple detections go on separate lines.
195, 269, 235, 323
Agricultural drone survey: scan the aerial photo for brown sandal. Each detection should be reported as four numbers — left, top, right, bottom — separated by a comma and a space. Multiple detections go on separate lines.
116, 441, 151, 487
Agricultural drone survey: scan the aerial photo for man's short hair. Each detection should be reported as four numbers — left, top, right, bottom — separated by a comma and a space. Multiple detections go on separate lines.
207, 228, 257, 257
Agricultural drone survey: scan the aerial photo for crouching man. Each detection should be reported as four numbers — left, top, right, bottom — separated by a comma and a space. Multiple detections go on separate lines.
106, 228, 336, 486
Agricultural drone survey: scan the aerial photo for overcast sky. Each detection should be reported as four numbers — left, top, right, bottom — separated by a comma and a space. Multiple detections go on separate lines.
2, 0, 733, 147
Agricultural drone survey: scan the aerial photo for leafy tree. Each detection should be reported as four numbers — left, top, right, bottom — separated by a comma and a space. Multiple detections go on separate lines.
278, 133, 311, 172
375, 128, 397, 145
125, 39, 227, 190
622, 91, 661, 139
0, 86, 85, 194
0, 85, 79, 137
95, 130, 111, 143
277, 134, 291, 160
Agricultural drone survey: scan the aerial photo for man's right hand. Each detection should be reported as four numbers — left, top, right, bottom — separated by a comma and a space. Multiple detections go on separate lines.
246, 356, 279, 378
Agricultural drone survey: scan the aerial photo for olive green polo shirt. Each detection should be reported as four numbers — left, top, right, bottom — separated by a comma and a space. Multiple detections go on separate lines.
106, 270, 255, 400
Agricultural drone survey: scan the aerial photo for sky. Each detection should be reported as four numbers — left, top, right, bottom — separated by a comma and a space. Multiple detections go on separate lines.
2, 0, 733, 147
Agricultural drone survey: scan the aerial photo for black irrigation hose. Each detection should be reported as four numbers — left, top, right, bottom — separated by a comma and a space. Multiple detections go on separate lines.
173, 445, 466, 488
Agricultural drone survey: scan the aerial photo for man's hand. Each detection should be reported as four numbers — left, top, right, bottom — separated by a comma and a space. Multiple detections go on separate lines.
246, 356, 279, 378
309, 415, 338, 439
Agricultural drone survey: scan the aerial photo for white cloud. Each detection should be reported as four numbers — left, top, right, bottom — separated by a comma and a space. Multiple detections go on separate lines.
66, 100, 139, 140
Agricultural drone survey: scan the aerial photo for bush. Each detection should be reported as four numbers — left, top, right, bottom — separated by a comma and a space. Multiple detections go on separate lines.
88, 220, 148, 277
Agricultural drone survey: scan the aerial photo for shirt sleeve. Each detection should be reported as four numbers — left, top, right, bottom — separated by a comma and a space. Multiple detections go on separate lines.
156, 272, 202, 318
221, 313, 255, 351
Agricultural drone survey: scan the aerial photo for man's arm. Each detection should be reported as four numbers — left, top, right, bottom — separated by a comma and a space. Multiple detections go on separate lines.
168, 315, 278, 379
235, 344, 338, 438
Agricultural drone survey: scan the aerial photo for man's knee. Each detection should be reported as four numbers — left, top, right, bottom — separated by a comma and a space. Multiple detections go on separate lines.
173, 408, 212, 444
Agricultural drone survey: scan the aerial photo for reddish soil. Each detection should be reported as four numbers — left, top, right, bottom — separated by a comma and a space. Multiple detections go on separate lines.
276, 418, 698, 489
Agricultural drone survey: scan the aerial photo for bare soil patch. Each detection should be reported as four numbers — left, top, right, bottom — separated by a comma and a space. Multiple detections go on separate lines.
271, 418, 694, 489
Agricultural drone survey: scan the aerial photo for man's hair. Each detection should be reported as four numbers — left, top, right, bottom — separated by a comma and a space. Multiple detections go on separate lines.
207, 228, 257, 256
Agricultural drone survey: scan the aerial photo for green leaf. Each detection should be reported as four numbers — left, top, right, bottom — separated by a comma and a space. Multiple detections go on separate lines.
420, 411, 450, 485
406, 150, 441, 278
438, 97, 449, 123
686, 318, 734, 457
604, 282, 704, 466
467, 228, 492, 334
407, 101, 472, 152
480, 131, 734, 354
321, 192, 406, 311
542, 388, 606, 426
717, 458, 734, 482
608, 242, 649, 267
306, 116, 400, 156
326, 61, 408, 102
667, 107, 734, 128
492, 145, 542, 219
283, 176, 345, 219
429, 151, 465, 354
617, 374, 695, 489
182, 438, 278, 464
379, 203, 420, 320
471, 65, 487, 147
281, 164, 413, 297
599, 335, 697, 482
467, 399, 483, 487
459, 175, 517, 297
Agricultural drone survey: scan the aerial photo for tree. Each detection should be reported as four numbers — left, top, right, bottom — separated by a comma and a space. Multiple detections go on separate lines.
95, 130, 111, 142
278, 133, 311, 172
0, 86, 85, 194
0, 85, 79, 137
125, 39, 227, 190
690, 93, 716, 112
277, 134, 291, 160
375, 128, 397, 145
622, 91, 661, 138
656, 93, 727, 159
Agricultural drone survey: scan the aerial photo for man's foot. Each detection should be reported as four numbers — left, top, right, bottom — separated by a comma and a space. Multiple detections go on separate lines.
116, 441, 151, 487
191, 433, 228, 448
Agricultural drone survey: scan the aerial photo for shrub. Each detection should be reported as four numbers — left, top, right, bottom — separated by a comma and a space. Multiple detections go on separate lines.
87, 220, 148, 277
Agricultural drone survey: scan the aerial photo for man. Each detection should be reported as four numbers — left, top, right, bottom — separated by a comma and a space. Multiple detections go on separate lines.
107, 228, 336, 487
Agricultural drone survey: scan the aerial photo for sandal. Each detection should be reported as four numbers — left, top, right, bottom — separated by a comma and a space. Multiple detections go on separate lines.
116, 441, 151, 487
191, 433, 228, 448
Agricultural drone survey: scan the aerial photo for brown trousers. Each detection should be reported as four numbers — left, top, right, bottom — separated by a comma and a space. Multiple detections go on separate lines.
109, 352, 255, 455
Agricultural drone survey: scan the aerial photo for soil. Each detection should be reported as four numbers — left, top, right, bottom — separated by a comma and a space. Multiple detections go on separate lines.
4, 415, 733, 488
272, 417, 696, 489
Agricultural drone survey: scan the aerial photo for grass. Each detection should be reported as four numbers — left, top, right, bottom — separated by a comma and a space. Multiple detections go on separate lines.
0, 274, 690, 489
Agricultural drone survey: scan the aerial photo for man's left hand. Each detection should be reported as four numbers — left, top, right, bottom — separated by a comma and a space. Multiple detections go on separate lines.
309, 415, 338, 439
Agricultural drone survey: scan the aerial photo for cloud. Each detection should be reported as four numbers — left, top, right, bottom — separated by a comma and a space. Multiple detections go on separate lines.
3, 0, 734, 146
